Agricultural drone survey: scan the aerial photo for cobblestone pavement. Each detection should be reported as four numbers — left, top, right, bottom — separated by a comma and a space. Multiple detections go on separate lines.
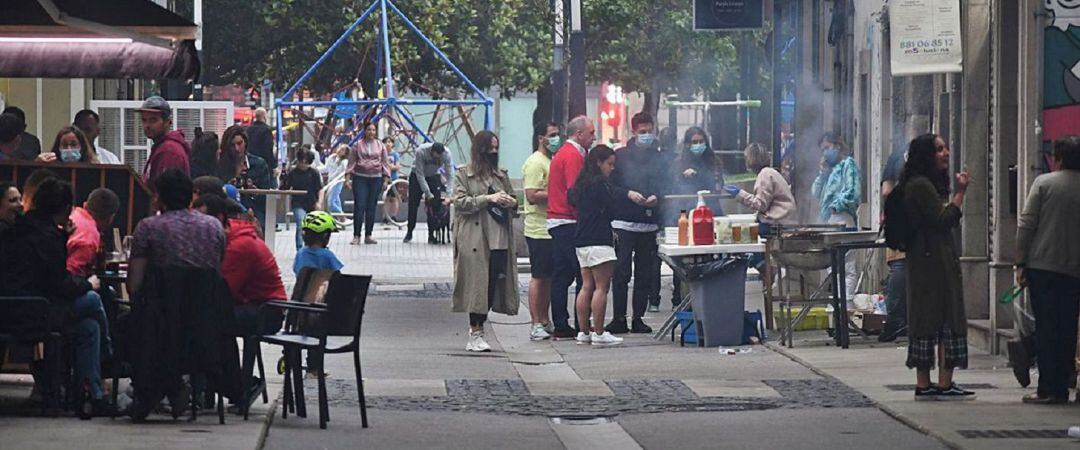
303, 377, 870, 416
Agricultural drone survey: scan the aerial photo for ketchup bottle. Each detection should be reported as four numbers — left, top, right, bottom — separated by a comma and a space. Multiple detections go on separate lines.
690, 190, 714, 246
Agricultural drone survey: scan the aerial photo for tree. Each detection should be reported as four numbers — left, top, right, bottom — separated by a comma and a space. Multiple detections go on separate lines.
200, 0, 553, 99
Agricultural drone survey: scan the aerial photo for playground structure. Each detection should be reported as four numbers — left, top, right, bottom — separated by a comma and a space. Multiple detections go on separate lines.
273, 0, 494, 167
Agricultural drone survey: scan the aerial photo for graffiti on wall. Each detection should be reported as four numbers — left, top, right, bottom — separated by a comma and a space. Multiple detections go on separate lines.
1044, 1, 1080, 168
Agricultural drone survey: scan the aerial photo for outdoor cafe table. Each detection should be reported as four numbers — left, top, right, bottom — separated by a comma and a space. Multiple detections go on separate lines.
238, 189, 307, 251
653, 242, 765, 342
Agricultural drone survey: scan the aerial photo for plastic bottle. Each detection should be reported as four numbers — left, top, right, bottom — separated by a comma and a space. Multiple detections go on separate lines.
689, 190, 714, 246
677, 210, 689, 246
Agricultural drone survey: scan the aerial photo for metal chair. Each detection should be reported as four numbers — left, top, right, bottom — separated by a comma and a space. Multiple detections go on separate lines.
243, 272, 372, 429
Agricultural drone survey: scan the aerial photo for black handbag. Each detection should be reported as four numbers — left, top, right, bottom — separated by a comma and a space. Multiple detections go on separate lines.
486, 185, 510, 224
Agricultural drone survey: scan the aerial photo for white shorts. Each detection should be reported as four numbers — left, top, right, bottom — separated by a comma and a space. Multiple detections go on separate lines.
576, 245, 617, 268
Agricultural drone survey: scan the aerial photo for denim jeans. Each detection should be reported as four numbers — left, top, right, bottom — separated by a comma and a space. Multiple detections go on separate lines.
292, 207, 307, 250
328, 182, 344, 214
613, 229, 659, 320
351, 175, 382, 237
70, 290, 109, 399
826, 212, 858, 299
884, 259, 907, 329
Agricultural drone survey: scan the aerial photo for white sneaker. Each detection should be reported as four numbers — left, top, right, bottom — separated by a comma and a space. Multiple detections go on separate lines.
529, 323, 551, 341
466, 329, 491, 352
575, 332, 592, 344
590, 331, 623, 346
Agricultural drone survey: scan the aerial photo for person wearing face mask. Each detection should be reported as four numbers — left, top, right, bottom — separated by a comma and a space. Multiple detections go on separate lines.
811, 132, 861, 300
521, 122, 563, 340
451, 131, 519, 352
606, 112, 665, 334
404, 141, 453, 243
662, 127, 724, 311
49, 126, 98, 164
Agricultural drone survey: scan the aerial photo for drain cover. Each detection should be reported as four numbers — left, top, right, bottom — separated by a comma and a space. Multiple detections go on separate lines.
884, 383, 996, 391
958, 429, 1069, 439
550, 415, 614, 425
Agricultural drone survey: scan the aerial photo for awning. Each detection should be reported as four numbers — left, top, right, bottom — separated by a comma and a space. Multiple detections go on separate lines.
0, 0, 200, 80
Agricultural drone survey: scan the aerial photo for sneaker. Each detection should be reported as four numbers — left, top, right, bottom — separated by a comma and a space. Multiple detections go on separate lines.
551, 327, 577, 340
914, 385, 940, 401
529, 323, 551, 341
543, 323, 555, 334
935, 383, 976, 401
1021, 393, 1068, 405
630, 318, 653, 334
575, 332, 592, 344
465, 329, 491, 352
604, 317, 629, 334
590, 331, 623, 346
350, 236, 361, 245
647, 304, 660, 313
364, 237, 378, 245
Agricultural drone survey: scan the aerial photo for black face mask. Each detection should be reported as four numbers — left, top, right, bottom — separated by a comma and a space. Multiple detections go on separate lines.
483, 153, 499, 167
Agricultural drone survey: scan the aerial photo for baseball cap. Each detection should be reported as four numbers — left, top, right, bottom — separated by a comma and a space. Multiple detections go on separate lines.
137, 96, 172, 120
223, 183, 247, 213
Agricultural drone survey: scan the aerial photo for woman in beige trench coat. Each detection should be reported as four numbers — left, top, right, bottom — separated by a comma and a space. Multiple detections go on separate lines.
451, 130, 520, 352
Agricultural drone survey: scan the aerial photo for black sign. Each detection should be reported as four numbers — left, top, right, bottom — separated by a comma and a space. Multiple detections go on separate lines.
694, 0, 764, 30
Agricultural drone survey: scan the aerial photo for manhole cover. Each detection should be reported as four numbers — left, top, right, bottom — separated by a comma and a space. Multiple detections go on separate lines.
958, 429, 1069, 439
549, 415, 615, 425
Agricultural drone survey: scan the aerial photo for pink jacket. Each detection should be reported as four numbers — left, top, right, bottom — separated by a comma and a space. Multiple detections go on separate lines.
347, 139, 389, 178
736, 167, 797, 225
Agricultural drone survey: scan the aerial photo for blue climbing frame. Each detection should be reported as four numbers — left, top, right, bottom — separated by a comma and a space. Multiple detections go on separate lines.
273, 0, 494, 163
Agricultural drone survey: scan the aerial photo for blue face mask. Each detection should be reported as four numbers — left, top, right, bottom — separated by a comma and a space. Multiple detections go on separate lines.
60, 148, 82, 162
636, 133, 656, 146
547, 136, 561, 152
824, 147, 840, 166
688, 143, 707, 155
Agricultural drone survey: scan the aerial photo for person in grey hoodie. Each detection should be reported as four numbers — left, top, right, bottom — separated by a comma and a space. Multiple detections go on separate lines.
404, 142, 454, 243
1016, 135, 1080, 404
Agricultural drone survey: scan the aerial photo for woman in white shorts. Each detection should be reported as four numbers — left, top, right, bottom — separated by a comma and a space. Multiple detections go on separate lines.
569, 145, 623, 346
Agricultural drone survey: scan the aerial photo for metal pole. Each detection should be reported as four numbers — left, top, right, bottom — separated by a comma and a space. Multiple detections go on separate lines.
275, 106, 285, 164
392, 103, 432, 143
567, 0, 586, 118
192, 0, 203, 100
385, 0, 492, 102
379, 0, 395, 99
551, 0, 567, 124
280, 0, 380, 100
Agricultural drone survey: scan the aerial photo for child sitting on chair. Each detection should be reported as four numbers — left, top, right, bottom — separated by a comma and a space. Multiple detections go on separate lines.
293, 211, 344, 277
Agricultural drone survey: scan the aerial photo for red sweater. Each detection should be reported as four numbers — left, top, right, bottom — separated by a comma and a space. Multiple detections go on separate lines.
221, 219, 286, 305
546, 141, 585, 221
143, 130, 191, 185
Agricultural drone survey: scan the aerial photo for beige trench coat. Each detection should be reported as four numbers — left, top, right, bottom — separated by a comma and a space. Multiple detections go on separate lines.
450, 165, 520, 316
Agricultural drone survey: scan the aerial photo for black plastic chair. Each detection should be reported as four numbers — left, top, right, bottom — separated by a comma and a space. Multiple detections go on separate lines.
0, 296, 64, 416
243, 272, 371, 429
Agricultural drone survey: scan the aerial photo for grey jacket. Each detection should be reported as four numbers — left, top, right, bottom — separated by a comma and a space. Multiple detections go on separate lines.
1018, 170, 1080, 280
413, 143, 454, 197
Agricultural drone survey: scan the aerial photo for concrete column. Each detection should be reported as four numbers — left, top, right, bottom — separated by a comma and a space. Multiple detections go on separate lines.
959, 0, 992, 323
793, 0, 827, 224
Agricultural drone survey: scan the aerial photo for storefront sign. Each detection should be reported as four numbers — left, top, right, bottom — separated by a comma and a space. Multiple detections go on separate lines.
889, 0, 963, 76
694, 0, 764, 31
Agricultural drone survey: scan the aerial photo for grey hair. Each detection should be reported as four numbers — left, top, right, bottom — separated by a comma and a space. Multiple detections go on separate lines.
254, 107, 268, 122
565, 115, 592, 137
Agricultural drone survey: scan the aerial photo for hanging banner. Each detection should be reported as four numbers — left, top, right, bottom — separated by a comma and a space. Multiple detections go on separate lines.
889, 0, 963, 76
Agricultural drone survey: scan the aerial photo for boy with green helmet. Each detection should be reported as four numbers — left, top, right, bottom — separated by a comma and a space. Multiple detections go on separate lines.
294, 210, 344, 276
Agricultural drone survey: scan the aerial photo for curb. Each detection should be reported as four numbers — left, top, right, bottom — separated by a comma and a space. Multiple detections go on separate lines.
254, 392, 281, 450
763, 342, 963, 450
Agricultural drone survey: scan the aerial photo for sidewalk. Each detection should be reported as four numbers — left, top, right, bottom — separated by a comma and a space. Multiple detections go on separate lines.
768, 332, 1080, 449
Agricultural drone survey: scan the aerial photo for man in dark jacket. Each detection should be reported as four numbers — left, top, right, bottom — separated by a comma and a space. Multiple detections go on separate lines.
0, 177, 113, 415
1, 106, 44, 161
606, 112, 664, 334
246, 108, 278, 184
138, 96, 190, 185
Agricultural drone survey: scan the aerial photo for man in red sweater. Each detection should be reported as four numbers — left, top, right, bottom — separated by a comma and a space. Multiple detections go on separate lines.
546, 116, 595, 338
138, 96, 190, 185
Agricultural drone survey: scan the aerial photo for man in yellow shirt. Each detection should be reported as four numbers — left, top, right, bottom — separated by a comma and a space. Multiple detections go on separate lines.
522, 122, 562, 341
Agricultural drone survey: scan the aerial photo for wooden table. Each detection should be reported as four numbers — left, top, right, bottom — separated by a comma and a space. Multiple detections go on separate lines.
239, 189, 307, 250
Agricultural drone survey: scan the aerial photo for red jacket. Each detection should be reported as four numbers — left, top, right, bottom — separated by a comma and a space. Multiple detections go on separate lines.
143, 130, 191, 184
221, 219, 286, 305
546, 141, 586, 221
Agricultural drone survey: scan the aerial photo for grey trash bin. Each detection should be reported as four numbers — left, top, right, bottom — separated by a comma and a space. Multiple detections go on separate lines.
686, 258, 748, 347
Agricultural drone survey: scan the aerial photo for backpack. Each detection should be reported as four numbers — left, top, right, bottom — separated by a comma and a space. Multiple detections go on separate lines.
883, 183, 913, 251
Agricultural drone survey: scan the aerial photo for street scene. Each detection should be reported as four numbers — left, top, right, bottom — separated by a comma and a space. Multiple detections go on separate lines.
2, 0, 1080, 449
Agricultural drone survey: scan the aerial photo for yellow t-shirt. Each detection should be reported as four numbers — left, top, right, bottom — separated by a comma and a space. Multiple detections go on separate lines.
521, 151, 551, 239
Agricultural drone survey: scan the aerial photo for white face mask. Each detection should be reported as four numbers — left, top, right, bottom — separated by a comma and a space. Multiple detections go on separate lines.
60, 147, 82, 162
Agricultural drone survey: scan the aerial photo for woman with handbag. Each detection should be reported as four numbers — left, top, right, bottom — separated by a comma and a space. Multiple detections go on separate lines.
450, 131, 520, 352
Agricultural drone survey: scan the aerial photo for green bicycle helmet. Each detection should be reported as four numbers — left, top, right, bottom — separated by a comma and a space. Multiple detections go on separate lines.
301, 211, 338, 233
